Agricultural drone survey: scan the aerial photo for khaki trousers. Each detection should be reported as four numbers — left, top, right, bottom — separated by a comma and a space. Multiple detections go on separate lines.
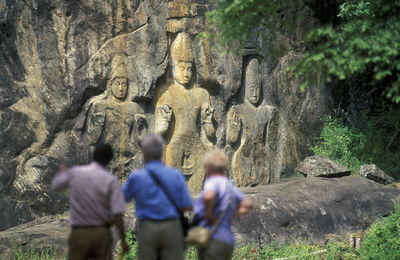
68, 226, 112, 260
198, 239, 234, 260
137, 219, 184, 260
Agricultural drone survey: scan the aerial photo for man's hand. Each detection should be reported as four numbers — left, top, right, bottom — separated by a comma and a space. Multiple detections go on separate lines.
120, 239, 130, 255
205, 215, 217, 225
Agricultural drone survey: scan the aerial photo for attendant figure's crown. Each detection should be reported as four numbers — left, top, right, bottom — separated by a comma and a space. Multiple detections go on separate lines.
110, 55, 128, 80
170, 32, 194, 63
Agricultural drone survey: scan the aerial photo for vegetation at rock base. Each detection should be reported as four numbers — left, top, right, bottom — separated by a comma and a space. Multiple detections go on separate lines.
311, 110, 400, 179
358, 203, 400, 260
206, 0, 400, 102
9, 204, 400, 259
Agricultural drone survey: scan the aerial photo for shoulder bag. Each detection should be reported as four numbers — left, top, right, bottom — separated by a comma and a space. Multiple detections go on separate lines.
185, 181, 233, 248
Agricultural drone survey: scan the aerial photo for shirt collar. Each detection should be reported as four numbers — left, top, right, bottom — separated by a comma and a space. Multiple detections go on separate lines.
145, 160, 163, 167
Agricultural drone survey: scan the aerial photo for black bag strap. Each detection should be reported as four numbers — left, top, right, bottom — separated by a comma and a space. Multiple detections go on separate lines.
146, 167, 183, 216
209, 181, 233, 235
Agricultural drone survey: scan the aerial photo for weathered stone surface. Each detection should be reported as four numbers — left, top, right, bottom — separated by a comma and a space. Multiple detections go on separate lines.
84, 56, 147, 178
155, 32, 216, 191
295, 156, 351, 178
0, 176, 398, 258
360, 164, 395, 184
0, 216, 69, 259
226, 57, 275, 186
0, 0, 330, 230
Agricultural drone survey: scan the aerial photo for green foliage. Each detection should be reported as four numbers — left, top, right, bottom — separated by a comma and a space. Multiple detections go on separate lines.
295, 0, 400, 102
359, 204, 400, 260
311, 111, 400, 178
119, 229, 138, 260
207, 0, 400, 102
311, 115, 366, 173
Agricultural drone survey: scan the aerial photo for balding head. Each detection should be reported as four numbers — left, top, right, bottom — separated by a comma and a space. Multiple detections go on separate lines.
203, 150, 228, 176
140, 134, 164, 161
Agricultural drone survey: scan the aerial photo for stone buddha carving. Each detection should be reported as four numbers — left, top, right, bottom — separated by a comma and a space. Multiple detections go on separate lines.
155, 32, 215, 191
227, 57, 275, 186
85, 56, 147, 178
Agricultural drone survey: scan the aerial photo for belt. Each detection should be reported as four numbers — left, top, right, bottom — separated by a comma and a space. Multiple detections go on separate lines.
71, 223, 111, 229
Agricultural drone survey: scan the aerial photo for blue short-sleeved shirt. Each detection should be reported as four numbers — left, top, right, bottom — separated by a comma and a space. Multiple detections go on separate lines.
193, 176, 244, 246
123, 161, 192, 220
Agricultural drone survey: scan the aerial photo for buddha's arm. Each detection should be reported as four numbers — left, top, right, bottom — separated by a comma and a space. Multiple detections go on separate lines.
134, 114, 147, 141
201, 100, 215, 140
86, 102, 105, 145
155, 101, 172, 136
226, 107, 241, 145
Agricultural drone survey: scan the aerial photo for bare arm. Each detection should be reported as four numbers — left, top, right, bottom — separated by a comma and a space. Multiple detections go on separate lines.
114, 214, 129, 255
236, 197, 253, 217
50, 165, 70, 192
203, 190, 217, 224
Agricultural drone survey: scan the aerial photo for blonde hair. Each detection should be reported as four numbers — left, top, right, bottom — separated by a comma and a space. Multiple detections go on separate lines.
203, 150, 228, 174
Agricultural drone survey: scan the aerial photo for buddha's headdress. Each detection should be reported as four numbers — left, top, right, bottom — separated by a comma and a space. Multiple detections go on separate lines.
170, 32, 194, 63
110, 55, 128, 81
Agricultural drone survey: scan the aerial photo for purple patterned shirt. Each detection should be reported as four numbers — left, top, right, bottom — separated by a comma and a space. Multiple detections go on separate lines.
51, 162, 125, 226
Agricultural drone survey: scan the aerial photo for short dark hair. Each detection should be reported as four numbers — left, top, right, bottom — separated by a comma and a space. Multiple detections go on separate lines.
93, 144, 113, 166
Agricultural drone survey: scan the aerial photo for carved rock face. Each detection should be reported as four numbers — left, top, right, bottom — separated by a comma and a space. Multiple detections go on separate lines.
0, 0, 331, 230
110, 77, 128, 100
172, 61, 193, 87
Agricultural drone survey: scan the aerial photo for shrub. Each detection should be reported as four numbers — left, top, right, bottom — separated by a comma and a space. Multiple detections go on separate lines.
311, 115, 366, 173
311, 113, 400, 179
359, 204, 400, 260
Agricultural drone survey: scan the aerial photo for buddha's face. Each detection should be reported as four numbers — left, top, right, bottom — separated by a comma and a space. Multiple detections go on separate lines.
245, 59, 261, 105
110, 77, 128, 100
173, 61, 193, 87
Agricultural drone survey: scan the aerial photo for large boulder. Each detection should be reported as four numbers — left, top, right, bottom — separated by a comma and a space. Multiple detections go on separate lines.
360, 164, 395, 184
235, 176, 400, 245
295, 156, 351, 178
0, 176, 398, 258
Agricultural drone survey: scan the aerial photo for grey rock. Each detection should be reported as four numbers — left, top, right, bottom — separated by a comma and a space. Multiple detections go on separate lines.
234, 176, 400, 245
295, 156, 351, 178
360, 164, 395, 184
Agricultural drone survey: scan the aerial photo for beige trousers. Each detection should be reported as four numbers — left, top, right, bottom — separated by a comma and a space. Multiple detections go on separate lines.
198, 239, 234, 260
68, 226, 112, 260
137, 219, 184, 260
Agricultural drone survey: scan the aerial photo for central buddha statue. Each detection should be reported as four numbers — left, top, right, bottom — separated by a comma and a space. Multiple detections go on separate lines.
155, 32, 215, 191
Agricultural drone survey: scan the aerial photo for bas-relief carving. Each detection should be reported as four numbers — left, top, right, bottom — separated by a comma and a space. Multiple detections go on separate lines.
227, 57, 275, 186
85, 56, 147, 179
155, 33, 215, 191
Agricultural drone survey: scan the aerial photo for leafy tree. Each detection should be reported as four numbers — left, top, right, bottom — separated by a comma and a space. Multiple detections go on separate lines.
207, 0, 400, 102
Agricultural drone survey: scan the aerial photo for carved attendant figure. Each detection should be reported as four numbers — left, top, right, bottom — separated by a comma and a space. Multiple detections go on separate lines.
155, 33, 215, 191
86, 56, 147, 178
227, 57, 275, 186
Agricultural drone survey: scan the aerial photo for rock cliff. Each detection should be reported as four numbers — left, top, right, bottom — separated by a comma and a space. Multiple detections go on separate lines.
0, 0, 331, 230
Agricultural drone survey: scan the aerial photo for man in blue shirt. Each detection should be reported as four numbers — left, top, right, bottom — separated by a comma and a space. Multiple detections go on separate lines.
123, 134, 192, 260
